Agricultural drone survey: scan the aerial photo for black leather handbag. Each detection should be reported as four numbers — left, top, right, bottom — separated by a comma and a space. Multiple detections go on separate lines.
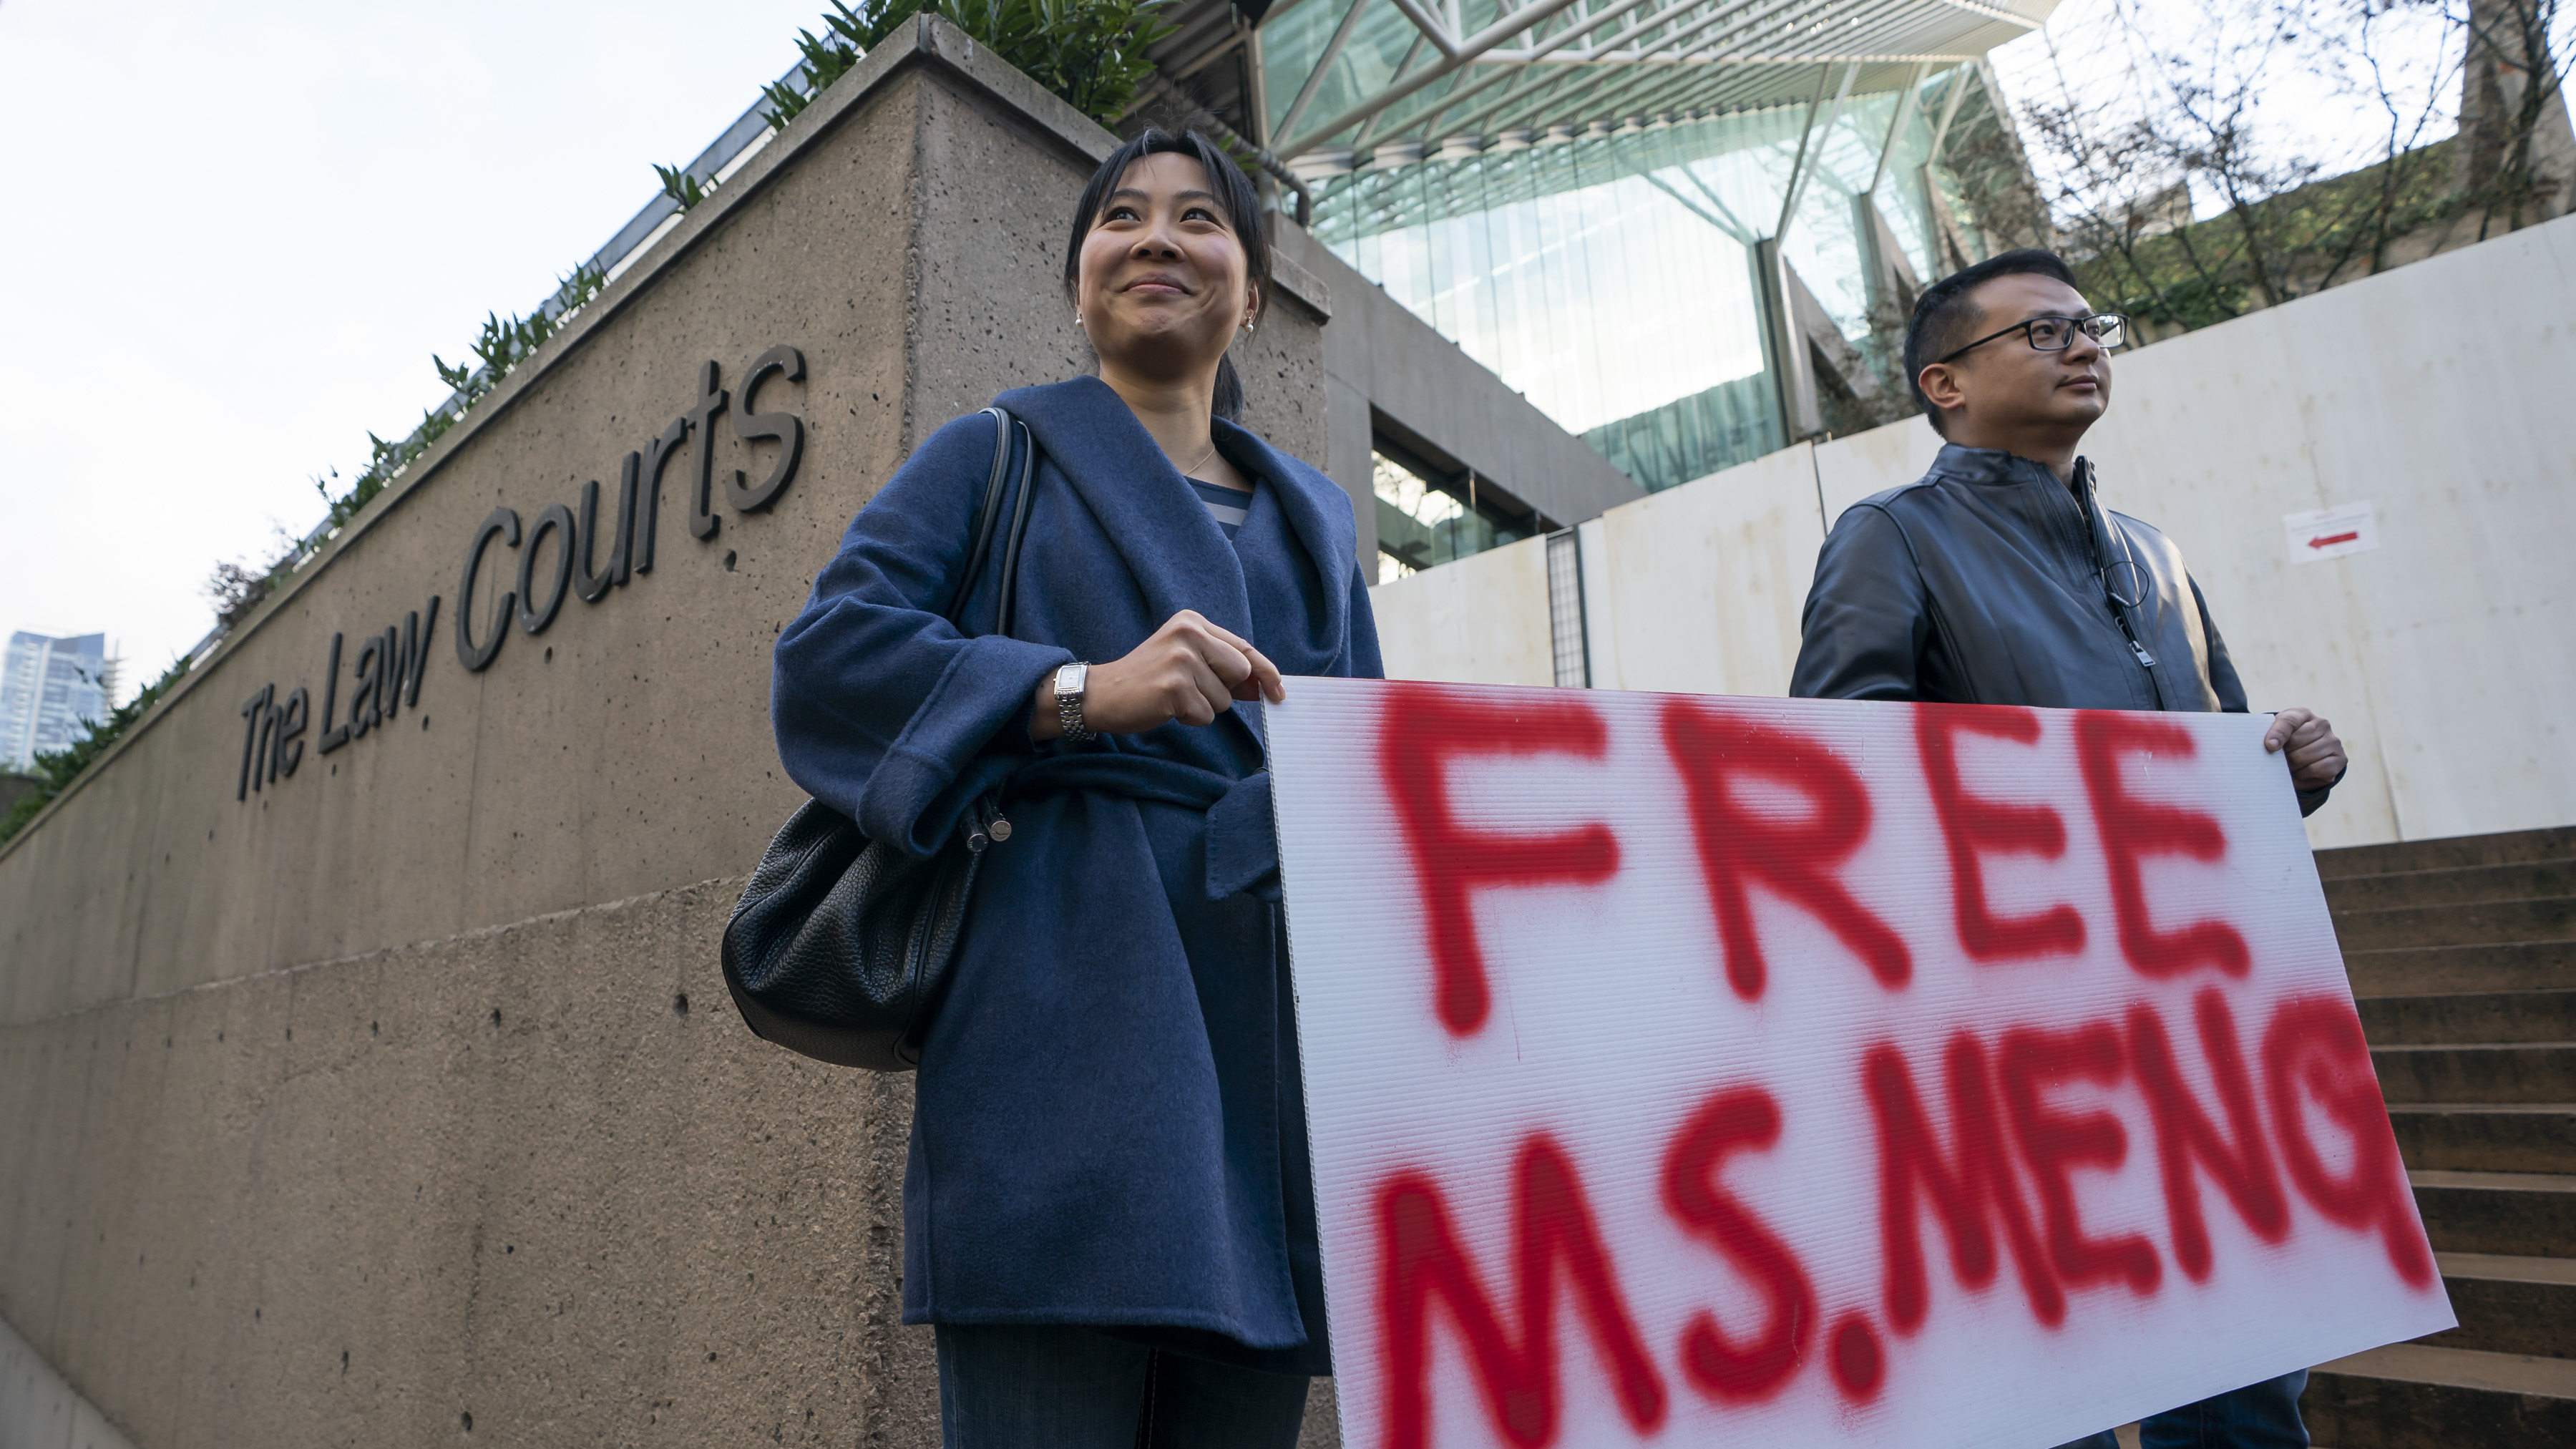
720, 407, 1038, 1071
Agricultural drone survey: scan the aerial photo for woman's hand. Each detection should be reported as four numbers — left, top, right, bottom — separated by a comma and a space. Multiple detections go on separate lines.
1030, 610, 1285, 741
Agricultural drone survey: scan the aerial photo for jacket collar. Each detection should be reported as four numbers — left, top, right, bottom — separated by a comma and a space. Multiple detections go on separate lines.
996, 375, 1255, 640
1930, 441, 2082, 492
1930, 441, 2124, 567
993, 375, 1355, 652
1212, 414, 1355, 650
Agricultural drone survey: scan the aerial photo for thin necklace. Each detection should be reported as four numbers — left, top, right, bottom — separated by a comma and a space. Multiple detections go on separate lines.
1180, 437, 1219, 479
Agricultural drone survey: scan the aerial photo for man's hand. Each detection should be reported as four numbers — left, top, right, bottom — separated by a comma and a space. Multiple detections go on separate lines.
1030, 610, 1285, 741
2265, 708, 2346, 794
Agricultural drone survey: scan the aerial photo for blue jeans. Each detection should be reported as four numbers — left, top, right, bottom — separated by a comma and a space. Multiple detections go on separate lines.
2055, 1370, 2310, 1449
933, 1323, 1310, 1449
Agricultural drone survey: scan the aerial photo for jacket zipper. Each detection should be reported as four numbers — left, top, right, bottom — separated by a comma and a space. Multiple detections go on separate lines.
2063, 459, 2167, 707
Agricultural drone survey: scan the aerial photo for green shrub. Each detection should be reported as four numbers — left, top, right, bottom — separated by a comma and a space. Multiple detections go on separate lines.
763, 0, 1172, 131
0, 661, 189, 846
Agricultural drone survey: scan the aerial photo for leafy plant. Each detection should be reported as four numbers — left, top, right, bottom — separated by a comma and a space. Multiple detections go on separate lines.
764, 1, 877, 130
431, 264, 607, 415
203, 261, 610, 648
653, 162, 719, 211
761, 0, 1174, 130
1976, 0, 2568, 339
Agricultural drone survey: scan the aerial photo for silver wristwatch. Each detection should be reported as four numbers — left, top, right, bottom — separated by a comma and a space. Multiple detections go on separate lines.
1054, 662, 1095, 742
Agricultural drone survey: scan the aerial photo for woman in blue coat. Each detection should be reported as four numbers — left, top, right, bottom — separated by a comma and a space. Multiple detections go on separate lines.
771, 129, 1382, 1446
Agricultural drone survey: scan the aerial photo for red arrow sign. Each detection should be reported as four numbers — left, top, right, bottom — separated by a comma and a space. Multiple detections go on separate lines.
2307, 530, 2361, 550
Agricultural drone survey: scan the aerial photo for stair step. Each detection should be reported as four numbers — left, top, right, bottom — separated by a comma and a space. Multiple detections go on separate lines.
2420, 1252, 2576, 1357
2373, 1043, 2576, 1103
2411, 1169, 2576, 1259
2303, 1341, 2576, 1448
2332, 897, 2576, 952
2389, 1104, 2576, 1175
2359, 990, 2576, 1045
2346, 942, 2576, 998
2328, 860, 2576, 912
2316, 826, 2576, 880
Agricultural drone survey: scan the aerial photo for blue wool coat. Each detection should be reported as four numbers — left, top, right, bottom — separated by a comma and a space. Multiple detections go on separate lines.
771, 376, 1382, 1373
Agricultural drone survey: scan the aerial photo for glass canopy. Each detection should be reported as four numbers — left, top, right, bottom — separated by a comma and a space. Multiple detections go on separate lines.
1240, 0, 2051, 493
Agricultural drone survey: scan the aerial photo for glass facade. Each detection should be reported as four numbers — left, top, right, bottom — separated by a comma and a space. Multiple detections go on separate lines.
1274, 36, 2002, 497
1314, 113, 1792, 495
1372, 447, 1540, 582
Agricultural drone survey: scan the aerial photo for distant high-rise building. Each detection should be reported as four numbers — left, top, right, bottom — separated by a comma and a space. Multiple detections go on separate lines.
0, 633, 112, 771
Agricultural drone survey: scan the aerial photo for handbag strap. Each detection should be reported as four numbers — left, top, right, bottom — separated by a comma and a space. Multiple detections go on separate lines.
940, 406, 1038, 633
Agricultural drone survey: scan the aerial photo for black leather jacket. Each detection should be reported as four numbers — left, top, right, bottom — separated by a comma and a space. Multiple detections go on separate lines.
1791, 443, 2333, 812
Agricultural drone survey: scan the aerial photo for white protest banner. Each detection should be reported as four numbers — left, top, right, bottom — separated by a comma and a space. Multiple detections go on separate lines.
1269, 678, 2449, 1449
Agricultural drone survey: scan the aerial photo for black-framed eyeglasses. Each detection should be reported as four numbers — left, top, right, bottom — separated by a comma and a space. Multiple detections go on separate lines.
1937, 313, 2127, 364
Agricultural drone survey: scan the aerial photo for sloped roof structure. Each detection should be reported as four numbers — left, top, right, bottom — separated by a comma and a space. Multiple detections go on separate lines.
1146, 0, 2052, 167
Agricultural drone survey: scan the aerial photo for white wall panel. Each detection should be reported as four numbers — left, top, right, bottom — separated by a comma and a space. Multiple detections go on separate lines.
2270, 219, 2576, 839
1589, 444, 1823, 698
2074, 306, 2401, 848
1368, 534, 1556, 686
1364, 213, 2576, 847
1813, 414, 1943, 527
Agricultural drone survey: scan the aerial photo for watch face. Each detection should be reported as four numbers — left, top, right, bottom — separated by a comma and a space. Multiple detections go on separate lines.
1058, 663, 1087, 695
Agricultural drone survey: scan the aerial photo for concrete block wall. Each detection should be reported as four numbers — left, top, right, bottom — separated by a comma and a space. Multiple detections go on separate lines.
1370, 212, 2576, 851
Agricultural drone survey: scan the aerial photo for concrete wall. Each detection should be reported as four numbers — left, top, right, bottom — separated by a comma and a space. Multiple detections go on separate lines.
0, 19, 1358, 1445
1372, 211, 2576, 850
1, 1310, 137, 1449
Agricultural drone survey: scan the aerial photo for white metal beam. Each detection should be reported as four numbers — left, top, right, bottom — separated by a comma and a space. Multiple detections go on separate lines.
1924, 58, 1970, 160
1480, 0, 1860, 140
1405, 0, 1672, 140
1776, 59, 1856, 239
1273, 0, 1606, 155
1553, 0, 1929, 140
1475, 47, 1981, 63
1866, 59, 1928, 193
1387, 0, 1468, 58
1473, 0, 1818, 140
1351, 31, 1432, 149
1271, 0, 2033, 165
1277, 0, 1380, 144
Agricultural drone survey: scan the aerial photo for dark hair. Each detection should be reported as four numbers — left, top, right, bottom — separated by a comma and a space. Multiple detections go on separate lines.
1902, 248, 2082, 436
1063, 127, 1272, 422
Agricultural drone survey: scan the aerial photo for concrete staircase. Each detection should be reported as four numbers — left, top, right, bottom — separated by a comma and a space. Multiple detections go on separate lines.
2300, 826, 2576, 1448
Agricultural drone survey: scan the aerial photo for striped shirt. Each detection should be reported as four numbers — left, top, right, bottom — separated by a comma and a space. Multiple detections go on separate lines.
1189, 477, 1252, 542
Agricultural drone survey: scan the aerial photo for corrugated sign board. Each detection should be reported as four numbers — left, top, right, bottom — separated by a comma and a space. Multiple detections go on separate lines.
1270, 678, 2449, 1449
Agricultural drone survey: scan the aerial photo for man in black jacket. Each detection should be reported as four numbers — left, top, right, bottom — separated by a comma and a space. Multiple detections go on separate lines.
1792, 250, 2345, 1448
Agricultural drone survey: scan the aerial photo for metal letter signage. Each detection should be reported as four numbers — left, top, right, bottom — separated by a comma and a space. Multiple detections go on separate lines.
728, 344, 806, 512
233, 346, 804, 803
1268, 678, 2451, 1449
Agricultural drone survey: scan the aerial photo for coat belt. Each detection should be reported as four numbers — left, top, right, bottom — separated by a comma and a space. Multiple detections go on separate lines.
1008, 753, 1279, 902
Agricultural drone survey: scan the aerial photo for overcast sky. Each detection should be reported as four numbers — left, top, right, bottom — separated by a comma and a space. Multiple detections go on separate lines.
0, 0, 825, 686
0, 1, 2469, 692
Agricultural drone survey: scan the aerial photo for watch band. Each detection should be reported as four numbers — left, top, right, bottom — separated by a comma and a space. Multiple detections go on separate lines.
1055, 662, 1095, 742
